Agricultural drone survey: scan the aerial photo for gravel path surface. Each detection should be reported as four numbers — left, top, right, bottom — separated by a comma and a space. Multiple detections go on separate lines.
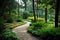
12, 22, 40, 40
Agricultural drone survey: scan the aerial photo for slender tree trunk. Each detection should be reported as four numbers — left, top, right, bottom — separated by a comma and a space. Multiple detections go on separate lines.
45, 7, 48, 23
18, 0, 20, 18
37, 0, 38, 18
42, 9, 43, 17
55, 0, 59, 27
32, 0, 36, 22
25, 2, 27, 10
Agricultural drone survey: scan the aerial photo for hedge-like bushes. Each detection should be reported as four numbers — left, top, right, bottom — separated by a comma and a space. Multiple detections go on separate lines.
28, 17, 45, 22
27, 22, 60, 40
0, 28, 18, 40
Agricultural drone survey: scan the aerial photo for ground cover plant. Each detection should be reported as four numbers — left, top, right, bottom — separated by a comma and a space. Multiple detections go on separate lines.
27, 21, 60, 40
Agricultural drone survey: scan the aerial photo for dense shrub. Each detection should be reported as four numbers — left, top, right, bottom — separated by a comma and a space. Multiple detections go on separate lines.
23, 11, 29, 19
58, 23, 60, 27
49, 18, 54, 21
31, 22, 46, 30
28, 21, 47, 33
37, 18, 45, 22
0, 23, 6, 33
28, 17, 45, 22
28, 23, 60, 40
39, 27, 60, 40
0, 17, 6, 33
58, 16, 60, 23
6, 17, 13, 23
0, 28, 18, 40
16, 18, 23, 22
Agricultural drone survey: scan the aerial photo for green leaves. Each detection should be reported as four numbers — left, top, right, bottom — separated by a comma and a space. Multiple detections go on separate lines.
38, 4, 51, 9
0, 0, 18, 12
38, 0, 56, 9
0, 17, 5, 23
3, 28, 18, 40
22, 0, 28, 3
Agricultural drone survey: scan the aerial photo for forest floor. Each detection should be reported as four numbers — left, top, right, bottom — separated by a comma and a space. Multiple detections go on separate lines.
12, 22, 40, 40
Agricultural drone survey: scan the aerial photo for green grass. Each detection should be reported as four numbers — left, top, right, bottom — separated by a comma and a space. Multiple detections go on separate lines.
5, 21, 26, 29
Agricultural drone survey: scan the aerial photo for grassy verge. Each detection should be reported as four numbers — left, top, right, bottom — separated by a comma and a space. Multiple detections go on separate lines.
5, 21, 26, 29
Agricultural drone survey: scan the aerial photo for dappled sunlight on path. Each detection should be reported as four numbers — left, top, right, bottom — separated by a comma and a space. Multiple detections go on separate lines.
12, 22, 39, 40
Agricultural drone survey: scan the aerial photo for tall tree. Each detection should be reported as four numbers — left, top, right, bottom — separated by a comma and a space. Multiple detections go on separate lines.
40, 0, 50, 23
0, 0, 18, 17
32, 0, 37, 22
36, 0, 39, 18
22, 0, 28, 10
38, 0, 56, 23
0, 0, 18, 34
55, 0, 60, 27
45, 6, 48, 23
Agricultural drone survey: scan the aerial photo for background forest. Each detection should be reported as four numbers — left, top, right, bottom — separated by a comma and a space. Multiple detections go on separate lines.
0, 0, 60, 40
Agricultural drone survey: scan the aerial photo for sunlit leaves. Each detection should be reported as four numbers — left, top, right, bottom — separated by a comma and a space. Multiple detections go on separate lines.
38, 4, 51, 9
47, 5, 52, 9
40, 0, 56, 9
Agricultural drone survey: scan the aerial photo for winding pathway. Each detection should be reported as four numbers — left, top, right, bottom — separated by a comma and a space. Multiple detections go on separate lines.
12, 22, 40, 40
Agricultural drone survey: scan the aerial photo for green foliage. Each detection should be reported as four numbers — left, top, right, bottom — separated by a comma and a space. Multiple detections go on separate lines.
22, 0, 28, 3
0, 17, 6, 23
16, 18, 23, 22
0, 0, 18, 18
37, 18, 45, 22
0, 23, 6, 33
32, 22, 46, 30
23, 11, 29, 19
6, 17, 13, 23
0, 28, 18, 40
40, 27, 60, 40
0, 17, 6, 33
58, 16, 60, 23
28, 17, 45, 22
28, 21, 47, 31
49, 18, 54, 21
28, 23, 60, 40
40, 0, 56, 9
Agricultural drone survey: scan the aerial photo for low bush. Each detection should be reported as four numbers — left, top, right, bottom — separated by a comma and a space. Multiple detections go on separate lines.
37, 18, 45, 22
58, 17, 60, 23
28, 17, 45, 22
0, 28, 18, 40
58, 23, 60, 27
39, 27, 60, 40
16, 18, 23, 22
0, 17, 6, 33
23, 11, 29, 19
6, 17, 13, 23
5, 22, 25, 29
0, 23, 6, 33
31, 22, 46, 30
49, 18, 54, 21
28, 23, 60, 40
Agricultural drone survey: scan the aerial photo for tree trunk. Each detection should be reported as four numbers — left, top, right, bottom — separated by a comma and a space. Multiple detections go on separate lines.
37, 0, 38, 18
18, 0, 20, 18
32, 0, 36, 22
55, 0, 59, 27
45, 7, 48, 23
25, 2, 27, 10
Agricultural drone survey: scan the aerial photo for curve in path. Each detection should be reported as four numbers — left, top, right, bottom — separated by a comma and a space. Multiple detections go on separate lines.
12, 22, 40, 40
